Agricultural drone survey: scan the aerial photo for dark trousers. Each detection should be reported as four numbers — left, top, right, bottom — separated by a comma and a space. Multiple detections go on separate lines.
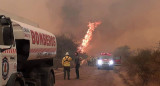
64, 67, 70, 79
75, 64, 80, 79
87, 61, 90, 66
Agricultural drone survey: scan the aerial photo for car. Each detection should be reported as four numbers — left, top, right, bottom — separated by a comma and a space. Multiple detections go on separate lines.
113, 56, 121, 66
96, 54, 114, 70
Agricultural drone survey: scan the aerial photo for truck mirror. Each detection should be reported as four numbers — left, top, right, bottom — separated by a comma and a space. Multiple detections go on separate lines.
0, 18, 10, 25
3, 27, 14, 45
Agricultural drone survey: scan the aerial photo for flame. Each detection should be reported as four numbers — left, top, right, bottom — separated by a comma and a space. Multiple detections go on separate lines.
78, 21, 101, 53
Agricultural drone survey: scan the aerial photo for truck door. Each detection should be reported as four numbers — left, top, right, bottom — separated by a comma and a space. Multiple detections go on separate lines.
0, 15, 17, 85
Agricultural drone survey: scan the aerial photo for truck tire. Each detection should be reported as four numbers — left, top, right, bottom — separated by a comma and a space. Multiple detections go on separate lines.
48, 71, 54, 86
110, 66, 114, 70
41, 68, 55, 86
14, 81, 21, 86
6, 73, 25, 86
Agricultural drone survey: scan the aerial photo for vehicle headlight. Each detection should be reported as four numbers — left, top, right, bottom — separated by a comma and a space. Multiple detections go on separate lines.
109, 60, 114, 65
98, 60, 103, 65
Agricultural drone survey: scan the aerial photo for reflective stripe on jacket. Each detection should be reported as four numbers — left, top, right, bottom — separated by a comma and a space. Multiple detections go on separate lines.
62, 56, 72, 67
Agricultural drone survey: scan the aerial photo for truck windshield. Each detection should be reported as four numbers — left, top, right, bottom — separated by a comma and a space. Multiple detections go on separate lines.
100, 56, 112, 59
0, 25, 4, 45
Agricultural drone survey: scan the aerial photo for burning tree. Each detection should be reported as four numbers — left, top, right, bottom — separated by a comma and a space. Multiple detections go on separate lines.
78, 21, 101, 53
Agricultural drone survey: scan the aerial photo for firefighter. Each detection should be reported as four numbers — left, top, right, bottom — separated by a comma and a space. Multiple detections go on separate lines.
87, 57, 90, 66
87, 57, 92, 66
62, 52, 72, 80
74, 52, 81, 79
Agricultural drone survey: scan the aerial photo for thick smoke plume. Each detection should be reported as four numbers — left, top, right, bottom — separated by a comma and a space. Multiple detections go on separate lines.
0, 0, 160, 55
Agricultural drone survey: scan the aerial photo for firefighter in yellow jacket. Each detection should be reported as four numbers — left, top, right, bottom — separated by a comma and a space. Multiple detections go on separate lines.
62, 52, 72, 80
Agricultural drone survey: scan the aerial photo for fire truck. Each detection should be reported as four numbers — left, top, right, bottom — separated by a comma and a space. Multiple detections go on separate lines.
0, 15, 56, 86
96, 53, 114, 70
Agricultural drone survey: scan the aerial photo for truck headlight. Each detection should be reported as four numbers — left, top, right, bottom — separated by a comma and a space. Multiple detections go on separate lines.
109, 60, 114, 65
98, 60, 103, 65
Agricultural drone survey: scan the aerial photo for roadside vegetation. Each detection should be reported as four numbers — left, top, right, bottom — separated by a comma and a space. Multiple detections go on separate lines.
114, 46, 160, 86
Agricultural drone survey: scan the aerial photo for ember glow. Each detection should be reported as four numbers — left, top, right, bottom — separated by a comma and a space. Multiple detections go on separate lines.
78, 21, 101, 53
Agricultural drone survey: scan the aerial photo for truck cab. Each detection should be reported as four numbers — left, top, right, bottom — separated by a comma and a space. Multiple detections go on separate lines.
0, 15, 56, 86
0, 15, 17, 86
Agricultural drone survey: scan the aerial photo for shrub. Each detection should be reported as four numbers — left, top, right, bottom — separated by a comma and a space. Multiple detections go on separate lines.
123, 49, 160, 86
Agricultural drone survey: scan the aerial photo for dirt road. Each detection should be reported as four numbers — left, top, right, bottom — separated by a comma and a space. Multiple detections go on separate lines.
55, 66, 126, 86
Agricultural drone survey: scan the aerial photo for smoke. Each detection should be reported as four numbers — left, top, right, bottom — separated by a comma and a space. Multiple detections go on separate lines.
0, 0, 160, 55
0, 0, 62, 33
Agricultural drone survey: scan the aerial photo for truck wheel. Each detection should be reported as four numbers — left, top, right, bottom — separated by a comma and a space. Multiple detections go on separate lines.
41, 68, 55, 86
110, 66, 114, 70
14, 81, 21, 86
7, 73, 25, 86
48, 71, 54, 86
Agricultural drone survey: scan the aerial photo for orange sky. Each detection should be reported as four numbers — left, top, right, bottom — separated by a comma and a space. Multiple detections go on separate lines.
0, 0, 160, 55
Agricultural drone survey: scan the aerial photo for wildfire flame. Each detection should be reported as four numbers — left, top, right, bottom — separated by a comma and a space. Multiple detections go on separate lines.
78, 21, 101, 53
